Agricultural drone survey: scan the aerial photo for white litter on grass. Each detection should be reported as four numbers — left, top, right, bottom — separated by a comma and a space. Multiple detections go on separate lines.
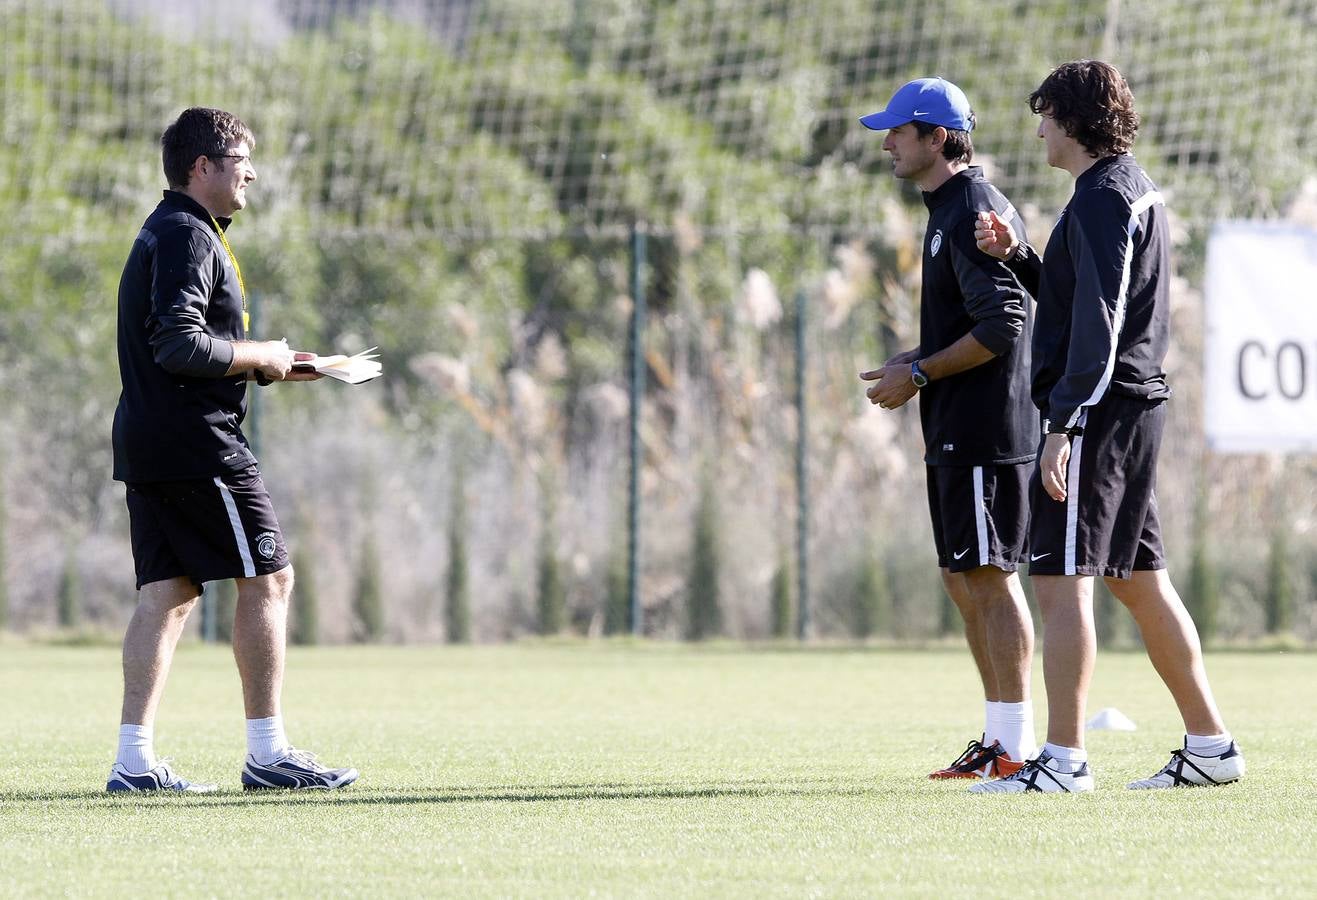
1087, 707, 1137, 731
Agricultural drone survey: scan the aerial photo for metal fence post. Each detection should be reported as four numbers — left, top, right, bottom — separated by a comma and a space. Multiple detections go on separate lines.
627, 224, 647, 637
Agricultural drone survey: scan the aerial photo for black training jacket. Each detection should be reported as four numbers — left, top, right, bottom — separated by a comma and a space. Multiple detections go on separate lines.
1008, 154, 1172, 432
112, 190, 255, 482
917, 168, 1038, 466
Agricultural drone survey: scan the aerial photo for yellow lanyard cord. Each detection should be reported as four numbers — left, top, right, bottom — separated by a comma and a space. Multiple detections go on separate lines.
209, 214, 249, 334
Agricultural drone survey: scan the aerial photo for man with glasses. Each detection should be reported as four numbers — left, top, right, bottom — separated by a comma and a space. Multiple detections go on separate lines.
109, 107, 358, 792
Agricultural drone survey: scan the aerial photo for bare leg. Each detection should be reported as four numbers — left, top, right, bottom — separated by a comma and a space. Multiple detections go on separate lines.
941, 569, 998, 701
962, 566, 1033, 703
121, 577, 201, 726
1105, 569, 1226, 736
1033, 574, 1096, 750
232, 566, 293, 720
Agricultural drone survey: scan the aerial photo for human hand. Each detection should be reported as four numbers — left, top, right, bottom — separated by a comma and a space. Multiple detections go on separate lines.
859, 364, 919, 410
254, 339, 296, 381
1040, 432, 1071, 501
280, 350, 323, 381
882, 347, 920, 367
975, 210, 1018, 260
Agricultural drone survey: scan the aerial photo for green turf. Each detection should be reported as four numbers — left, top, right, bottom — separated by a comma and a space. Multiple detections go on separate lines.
0, 643, 1313, 897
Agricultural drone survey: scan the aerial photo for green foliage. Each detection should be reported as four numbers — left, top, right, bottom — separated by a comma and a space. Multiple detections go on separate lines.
56, 544, 80, 629
445, 477, 472, 644
851, 555, 890, 640
1093, 577, 1122, 648
1265, 526, 1293, 636
537, 536, 566, 636
686, 480, 722, 640
937, 583, 957, 638
213, 580, 238, 643
770, 557, 793, 639
353, 535, 385, 642
1186, 489, 1219, 643
291, 547, 320, 647
0, 468, 7, 631
604, 549, 629, 636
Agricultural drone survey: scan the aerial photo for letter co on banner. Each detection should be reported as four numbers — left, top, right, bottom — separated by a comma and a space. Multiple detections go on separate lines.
1205, 222, 1317, 454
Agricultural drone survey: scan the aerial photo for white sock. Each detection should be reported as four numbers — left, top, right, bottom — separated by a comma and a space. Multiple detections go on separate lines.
984, 702, 1000, 748
993, 701, 1036, 763
246, 716, 291, 765
1042, 741, 1087, 773
1185, 732, 1232, 757
116, 724, 157, 774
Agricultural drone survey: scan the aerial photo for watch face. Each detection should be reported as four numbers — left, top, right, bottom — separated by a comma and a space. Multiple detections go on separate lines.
911, 364, 928, 388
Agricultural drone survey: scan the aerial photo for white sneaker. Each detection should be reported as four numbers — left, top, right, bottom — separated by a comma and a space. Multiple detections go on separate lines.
1127, 741, 1245, 790
968, 750, 1095, 794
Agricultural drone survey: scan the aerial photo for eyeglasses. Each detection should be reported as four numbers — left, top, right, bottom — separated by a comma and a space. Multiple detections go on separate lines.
209, 153, 253, 166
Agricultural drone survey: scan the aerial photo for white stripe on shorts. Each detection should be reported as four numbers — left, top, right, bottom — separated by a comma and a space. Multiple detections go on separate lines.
1064, 436, 1084, 576
214, 476, 256, 578
972, 466, 989, 568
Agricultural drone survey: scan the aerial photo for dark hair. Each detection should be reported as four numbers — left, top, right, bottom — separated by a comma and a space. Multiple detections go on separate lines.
161, 107, 255, 189
1029, 60, 1139, 157
913, 120, 974, 164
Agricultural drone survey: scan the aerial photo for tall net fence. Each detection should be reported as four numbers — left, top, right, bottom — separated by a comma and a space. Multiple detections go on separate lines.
1, 0, 1314, 641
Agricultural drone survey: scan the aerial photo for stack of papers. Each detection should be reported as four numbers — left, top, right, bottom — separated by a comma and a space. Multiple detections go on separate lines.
294, 347, 382, 384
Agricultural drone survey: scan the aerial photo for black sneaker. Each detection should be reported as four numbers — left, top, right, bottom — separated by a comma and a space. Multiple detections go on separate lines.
241, 748, 359, 790
107, 760, 217, 793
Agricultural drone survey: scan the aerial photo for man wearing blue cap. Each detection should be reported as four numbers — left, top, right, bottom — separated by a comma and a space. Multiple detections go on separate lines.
859, 78, 1040, 781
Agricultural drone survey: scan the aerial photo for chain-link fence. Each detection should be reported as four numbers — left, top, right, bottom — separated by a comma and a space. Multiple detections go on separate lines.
1, 0, 1314, 642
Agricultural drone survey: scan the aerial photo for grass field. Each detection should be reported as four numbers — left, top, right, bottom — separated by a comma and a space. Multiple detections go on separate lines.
1, 642, 1313, 898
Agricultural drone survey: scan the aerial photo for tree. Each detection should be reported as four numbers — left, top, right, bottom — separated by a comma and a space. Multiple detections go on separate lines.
445, 476, 471, 644
604, 550, 629, 637
537, 533, 566, 636
1186, 484, 1219, 643
852, 556, 890, 640
1093, 577, 1121, 648
214, 579, 238, 643
290, 544, 319, 646
686, 480, 722, 640
0, 465, 8, 631
57, 543, 80, 629
1264, 526, 1293, 636
770, 556, 792, 639
353, 535, 385, 642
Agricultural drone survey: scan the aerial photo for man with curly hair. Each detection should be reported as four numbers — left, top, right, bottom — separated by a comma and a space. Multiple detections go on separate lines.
970, 60, 1245, 794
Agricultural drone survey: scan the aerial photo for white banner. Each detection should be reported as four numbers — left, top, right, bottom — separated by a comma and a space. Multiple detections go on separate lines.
1204, 222, 1317, 454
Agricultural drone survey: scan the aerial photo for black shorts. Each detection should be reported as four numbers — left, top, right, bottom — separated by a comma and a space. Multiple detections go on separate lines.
926, 463, 1031, 573
1028, 394, 1167, 579
125, 466, 289, 590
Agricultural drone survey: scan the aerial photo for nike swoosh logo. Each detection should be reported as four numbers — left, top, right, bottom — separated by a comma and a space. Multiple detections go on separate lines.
953, 548, 970, 560
1031, 552, 1051, 562
912, 109, 931, 116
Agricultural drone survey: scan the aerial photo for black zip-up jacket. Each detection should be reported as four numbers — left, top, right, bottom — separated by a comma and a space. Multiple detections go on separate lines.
112, 190, 256, 482
917, 168, 1038, 466
1007, 154, 1172, 432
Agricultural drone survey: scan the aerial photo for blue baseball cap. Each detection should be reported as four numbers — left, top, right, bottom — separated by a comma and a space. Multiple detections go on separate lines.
859, 77, 975, 132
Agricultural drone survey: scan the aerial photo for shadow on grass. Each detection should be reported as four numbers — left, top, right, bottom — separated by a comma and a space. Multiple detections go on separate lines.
0, 775, 908, 809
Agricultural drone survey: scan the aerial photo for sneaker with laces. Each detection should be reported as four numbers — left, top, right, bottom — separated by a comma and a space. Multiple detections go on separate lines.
242, 748, 359, 790
1127, 741, 1245, 790
106, 760, 217, 793
928, 737, 1021, 780
968, 750, 1094, 794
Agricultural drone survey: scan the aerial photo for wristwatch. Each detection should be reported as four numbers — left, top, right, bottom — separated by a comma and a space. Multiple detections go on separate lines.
910, 360, 930, 389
